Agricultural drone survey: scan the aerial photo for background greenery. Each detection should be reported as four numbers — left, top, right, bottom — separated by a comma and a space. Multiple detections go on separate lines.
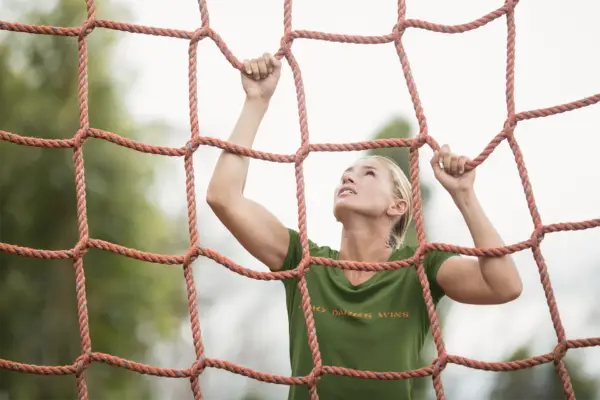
0, 0, 188, 398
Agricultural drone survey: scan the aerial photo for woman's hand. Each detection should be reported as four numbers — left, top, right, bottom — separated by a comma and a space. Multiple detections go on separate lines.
430, 144, 475, 198
241, 53, 282, 102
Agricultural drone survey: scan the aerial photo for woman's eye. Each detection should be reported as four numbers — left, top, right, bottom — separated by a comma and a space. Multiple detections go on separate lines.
366, 171, 375, 176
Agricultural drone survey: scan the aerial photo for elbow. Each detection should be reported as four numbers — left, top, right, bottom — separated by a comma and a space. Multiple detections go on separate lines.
206, 183, 240, 213
489, 258, 523, 304
512, 279, 523, 299
506, 284, 522, 302
206, 184, 227, 210
499, 280, 523, 303
504, 263, 523, 302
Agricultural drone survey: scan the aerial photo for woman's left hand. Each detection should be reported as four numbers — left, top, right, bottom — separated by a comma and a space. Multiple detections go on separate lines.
430, 144, 475, 197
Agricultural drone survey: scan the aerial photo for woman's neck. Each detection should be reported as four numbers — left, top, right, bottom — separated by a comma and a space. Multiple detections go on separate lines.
338, 223, 392, 262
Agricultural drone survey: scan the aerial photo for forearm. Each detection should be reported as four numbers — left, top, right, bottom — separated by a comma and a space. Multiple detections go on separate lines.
453, 189, 522, 294
208, 97, 270, 198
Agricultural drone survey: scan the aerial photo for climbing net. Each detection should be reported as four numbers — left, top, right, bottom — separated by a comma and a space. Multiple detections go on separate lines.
1, 0, 600, 399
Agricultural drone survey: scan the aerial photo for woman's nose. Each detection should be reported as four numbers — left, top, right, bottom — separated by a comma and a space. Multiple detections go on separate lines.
342, 174, 355, 184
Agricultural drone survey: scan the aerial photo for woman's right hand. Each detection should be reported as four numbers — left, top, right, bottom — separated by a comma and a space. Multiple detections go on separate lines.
241, 53, 281, 101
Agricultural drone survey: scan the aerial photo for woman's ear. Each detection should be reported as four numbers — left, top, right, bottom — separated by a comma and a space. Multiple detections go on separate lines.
387, 199, 408, 218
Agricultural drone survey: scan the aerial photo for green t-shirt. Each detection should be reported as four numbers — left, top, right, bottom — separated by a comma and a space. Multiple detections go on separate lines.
281, 229, 457, 400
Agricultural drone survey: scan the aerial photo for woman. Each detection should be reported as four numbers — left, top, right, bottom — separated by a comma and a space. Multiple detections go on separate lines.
206, 53, 523, 400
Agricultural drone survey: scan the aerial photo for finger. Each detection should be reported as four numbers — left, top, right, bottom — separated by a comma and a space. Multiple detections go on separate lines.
439, 144, 451, 158
242, 60, 252, 76
250, 60, 260, 80
262, 53, 274, 74
266, 57, 273, 74
257, 57, 269, 78
430, 150, 443, 176
270, 54, 282, 69
442, 149, 453, 174
448, 154, 459, 176
458, 156, 468, 174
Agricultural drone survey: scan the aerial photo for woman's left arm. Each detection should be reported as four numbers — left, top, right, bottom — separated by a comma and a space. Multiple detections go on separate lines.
430, 144, 523, 305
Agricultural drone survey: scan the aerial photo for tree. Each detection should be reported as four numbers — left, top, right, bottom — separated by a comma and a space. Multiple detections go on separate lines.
366, 117, 448, 399
0, 1, 188, 399
489, 345, 599, 399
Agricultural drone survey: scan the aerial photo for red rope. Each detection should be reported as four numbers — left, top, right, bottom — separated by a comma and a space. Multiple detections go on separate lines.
1, 0, 600, 399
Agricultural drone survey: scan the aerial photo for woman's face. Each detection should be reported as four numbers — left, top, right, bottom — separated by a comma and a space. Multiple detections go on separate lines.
333, 158, 397, 222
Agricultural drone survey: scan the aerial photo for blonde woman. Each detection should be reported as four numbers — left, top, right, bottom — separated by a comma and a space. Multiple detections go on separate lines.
206, 53, 523, 400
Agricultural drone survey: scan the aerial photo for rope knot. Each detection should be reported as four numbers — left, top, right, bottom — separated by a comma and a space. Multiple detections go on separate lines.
74, 127, 89, 148
72, 239, 89, 260
553, 340, 568, 363
190, 27, 208, 45
279, 33, 294, 55
75, 352, 92, 374
432, 354, 448, 376
294, 144, 310, 165
503, 116, 517, 138
530, 226, 545, 246
411, 135, 428, 150
412, 246, 427, 267
296, 257, 311, 276
190, 356, 206, 376
505, 0, 519, 13
185, 138, 199, 154
79, 19, 96, 38
393, 22, 407, 38
307, 367, 323, 386
183, 247, 199, 266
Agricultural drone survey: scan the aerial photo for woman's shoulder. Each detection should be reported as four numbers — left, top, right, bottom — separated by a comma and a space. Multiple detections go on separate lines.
389, 245, 417, 262
283, 228, 338, 268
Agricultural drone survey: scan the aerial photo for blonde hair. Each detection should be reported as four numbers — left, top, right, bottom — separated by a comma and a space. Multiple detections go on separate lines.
364, 155, 413, 249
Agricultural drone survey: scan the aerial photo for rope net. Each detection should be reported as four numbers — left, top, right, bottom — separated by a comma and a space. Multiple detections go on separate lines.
1, 0, 599, 399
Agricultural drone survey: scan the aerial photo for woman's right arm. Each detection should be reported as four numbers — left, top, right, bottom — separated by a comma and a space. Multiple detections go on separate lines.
206, 54, 291, 272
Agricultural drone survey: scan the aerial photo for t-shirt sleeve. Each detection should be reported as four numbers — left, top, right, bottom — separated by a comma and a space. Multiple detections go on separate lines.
281, 228, 304, 272
281, 228, 321, 270
281, 228, 319, 306
424, 250, 459, 303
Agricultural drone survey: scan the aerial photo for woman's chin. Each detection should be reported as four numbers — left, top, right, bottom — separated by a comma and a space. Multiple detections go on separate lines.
333, 200, 363, 221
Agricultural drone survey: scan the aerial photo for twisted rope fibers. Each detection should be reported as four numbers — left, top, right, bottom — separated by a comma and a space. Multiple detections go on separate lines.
1, 0, 600, 399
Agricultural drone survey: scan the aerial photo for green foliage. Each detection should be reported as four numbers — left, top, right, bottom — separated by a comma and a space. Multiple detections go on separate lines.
489, 346, 599, 400
0, 1, 188, 399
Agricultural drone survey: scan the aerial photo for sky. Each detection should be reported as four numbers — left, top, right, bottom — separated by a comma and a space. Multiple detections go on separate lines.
40, 0, 600, 398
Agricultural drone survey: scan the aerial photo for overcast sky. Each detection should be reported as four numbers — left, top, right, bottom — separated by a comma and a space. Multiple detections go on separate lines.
70, 0, 600, 397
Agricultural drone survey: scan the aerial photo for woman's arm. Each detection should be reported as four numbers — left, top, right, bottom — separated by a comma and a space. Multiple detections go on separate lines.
206, 54, 290, 272
430, 145, 523, 305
